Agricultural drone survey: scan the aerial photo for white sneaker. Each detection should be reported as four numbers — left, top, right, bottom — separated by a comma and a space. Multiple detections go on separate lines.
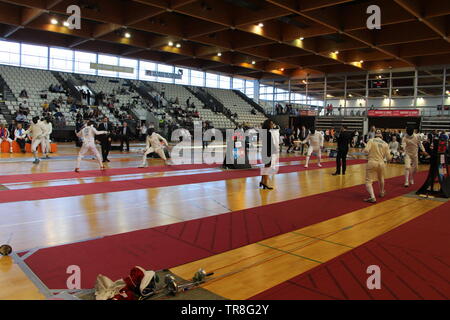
138, 164, 146, 168
317, 163, 322, 167
304, 165, 308, 168
410, 180, 414, 185
404, 182, 409, 188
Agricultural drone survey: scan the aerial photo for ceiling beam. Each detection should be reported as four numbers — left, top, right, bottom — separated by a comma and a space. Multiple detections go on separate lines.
393, 0, 449, 42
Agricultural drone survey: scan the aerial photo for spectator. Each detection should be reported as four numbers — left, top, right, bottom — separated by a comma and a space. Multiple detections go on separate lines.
15, 112, 26, 123
119, 122, 132, 152
8, 120, 17, 140
42, 100, 49, 112
0, 124, 13, 153
14, 123, 27, 153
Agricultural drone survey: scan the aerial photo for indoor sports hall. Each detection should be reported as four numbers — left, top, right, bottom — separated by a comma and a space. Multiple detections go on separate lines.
0, 0, 449, 302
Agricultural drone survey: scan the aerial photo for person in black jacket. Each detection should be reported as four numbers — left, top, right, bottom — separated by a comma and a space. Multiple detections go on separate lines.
97, 117, 112, 162
119, 121, 132, 152
298, 125, 309, 154
333, 126, 353, 176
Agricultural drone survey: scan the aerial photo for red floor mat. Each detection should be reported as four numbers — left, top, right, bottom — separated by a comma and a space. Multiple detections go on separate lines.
20, 171, 425, 290
249, 200, 450, 300
0, 159, 366, 204
0, 155, 314, 183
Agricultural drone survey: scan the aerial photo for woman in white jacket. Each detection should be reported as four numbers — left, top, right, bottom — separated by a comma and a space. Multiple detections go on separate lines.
139, 128, 170, 168
260, 119, 279, 190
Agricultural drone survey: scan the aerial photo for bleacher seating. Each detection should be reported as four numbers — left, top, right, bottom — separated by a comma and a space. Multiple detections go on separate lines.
0, 65, 75, 126
0, 65, 269, 130
259, 100, 275, 114
79, 75, 142, 125
0, 115, 6, 125
205, 88, 267, 127
150, 82, 235, 128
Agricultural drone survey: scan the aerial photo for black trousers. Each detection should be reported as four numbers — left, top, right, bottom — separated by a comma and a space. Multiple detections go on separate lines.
336, 149, 348, 174
101, 140, 111, 161
120, 136, 130, 151
16, 139, 26, 151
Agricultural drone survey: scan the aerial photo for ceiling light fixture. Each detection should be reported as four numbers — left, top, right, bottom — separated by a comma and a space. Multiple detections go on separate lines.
257, 23, 264, 27
299, 37, 304, 41
124, 32, 131, 38
251, 61, 256, 65
168, 41, 174, 46
63, 21, 70, 27
176, 43, 181, 48
217, 52, 222, 57
50, 18, 58, 25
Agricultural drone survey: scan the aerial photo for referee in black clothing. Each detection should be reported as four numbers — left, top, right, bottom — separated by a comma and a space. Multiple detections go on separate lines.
333, 126, 352, 176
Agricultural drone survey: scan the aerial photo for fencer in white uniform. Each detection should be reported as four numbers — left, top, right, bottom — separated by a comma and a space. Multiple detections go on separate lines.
363, 130, 392, 203
139, 128, 170, 167
41, 117, 53, 158
75, 121, 108, 172
302, 128, 324, 168
401, 128, 426, 187
25, 116, 47, 164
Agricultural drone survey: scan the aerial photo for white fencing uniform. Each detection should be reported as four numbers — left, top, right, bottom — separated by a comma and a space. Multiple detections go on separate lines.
41, 121, 53, 154
140, 132, 169, 167
76, 125, 107, 169
402, 133, 425, 185
303, 131, 324, 167
26, 121, 47, 158
364, 137, 392, 200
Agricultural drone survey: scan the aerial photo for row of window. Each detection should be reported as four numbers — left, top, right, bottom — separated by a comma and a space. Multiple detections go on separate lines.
0, 40, 256, 98
0, 40, 328, 106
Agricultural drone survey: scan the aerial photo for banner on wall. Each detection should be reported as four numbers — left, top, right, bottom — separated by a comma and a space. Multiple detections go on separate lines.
145, 69, 183, 79
299, 110, 317, 116
90, 63, 134, 74
368, 109, 420, 117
